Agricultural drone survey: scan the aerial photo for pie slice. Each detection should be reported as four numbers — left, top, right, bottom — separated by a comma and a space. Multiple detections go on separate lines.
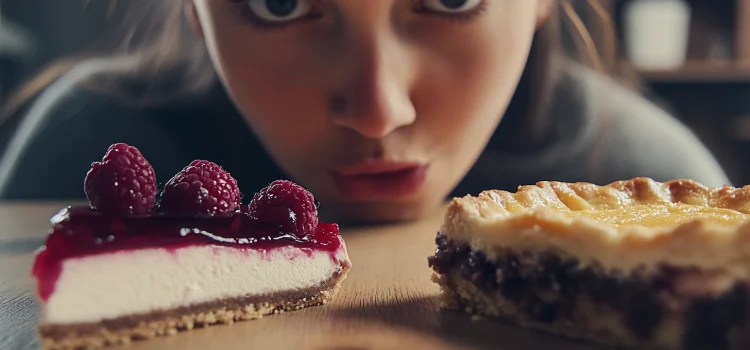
428, 177, 750, 350
32, 144, 351, 350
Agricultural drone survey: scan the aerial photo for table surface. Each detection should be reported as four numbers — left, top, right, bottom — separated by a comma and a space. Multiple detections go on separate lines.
0, 202, 602, 350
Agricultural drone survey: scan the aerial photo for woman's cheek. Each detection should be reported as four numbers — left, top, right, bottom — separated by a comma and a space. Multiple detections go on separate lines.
414, 32, 534, 144
410, 5, 538, 123
214, 47, 330, 146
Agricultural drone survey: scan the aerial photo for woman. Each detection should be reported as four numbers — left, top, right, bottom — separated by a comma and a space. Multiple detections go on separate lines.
0, 0, 729, 223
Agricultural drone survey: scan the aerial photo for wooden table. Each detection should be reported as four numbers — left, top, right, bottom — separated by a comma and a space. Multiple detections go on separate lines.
0, 203, 600, 350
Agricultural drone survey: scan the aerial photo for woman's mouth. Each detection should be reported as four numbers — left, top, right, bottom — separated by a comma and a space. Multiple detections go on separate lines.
331, 161, 428, 201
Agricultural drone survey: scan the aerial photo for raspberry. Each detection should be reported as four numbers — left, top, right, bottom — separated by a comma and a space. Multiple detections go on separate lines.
158, 160, 241, 216
84, 143, 157, 215
247, 180, 319, 236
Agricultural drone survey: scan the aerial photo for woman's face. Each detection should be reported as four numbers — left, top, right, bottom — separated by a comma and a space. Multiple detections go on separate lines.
191, 0, 551, 222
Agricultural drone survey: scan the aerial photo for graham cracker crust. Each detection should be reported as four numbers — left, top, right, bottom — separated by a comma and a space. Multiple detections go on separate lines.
40, 269, 348, 350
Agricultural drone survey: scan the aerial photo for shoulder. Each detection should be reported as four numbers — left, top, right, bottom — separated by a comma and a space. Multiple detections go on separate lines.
572, 65, 731, 187
463, 63, 730, 193
0, 60, 203, 199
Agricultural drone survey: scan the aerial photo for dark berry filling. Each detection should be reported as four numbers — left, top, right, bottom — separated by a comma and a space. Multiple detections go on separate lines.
683, 284, 749, 350
33, 206, 343, 302
428, 233, 749, 348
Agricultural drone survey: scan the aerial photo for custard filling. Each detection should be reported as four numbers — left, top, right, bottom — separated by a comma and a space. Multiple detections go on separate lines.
558, 203, 749, 228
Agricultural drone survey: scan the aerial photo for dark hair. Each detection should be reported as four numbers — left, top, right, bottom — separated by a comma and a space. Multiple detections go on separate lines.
2, 0, 213, 117
1, 0, 629, 145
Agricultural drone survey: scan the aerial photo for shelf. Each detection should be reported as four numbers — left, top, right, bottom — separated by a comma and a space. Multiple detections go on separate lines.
624, 61, 750, 82
607, 0, 750, 83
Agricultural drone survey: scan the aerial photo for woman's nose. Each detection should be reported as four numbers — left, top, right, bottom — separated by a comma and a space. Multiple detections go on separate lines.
328, 33, 417, 139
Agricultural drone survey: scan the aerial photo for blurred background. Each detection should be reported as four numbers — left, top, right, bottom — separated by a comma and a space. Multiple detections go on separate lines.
1, 0, 750, 186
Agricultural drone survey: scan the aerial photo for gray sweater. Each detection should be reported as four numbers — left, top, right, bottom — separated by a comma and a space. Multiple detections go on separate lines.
460, 64, 730, 195
0, 62, 731, 200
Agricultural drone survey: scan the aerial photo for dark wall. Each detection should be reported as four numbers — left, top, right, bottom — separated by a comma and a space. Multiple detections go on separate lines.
2, 0, 119, 96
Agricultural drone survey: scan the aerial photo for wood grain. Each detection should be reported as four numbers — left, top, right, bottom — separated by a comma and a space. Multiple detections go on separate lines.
0, 203, 601, 350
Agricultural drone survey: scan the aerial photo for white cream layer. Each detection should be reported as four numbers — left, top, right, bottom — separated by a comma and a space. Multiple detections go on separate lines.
43, 245, 349, 324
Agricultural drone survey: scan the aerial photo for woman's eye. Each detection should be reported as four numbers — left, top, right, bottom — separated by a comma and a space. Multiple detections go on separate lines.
421, 0, 483, 13
246, 0, 313, 22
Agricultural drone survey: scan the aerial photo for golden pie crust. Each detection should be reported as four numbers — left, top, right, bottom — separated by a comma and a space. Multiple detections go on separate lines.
442, 177, 750, 273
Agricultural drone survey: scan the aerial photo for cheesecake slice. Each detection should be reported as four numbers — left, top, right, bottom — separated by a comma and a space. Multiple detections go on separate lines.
32, 144, 351, 349
428, 178, 750, 350
34, 206, 350, 350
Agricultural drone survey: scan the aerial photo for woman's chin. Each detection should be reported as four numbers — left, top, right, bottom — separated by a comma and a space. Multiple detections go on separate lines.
319, 199, 441, 227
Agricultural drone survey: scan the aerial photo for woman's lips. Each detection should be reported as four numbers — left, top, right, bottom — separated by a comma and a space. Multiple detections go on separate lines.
331, 161, 428, 200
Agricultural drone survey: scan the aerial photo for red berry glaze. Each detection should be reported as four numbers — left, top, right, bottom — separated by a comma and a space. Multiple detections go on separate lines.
83, 143, 157, 215
158, 160, 241, 216
247, 180, 319, 236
